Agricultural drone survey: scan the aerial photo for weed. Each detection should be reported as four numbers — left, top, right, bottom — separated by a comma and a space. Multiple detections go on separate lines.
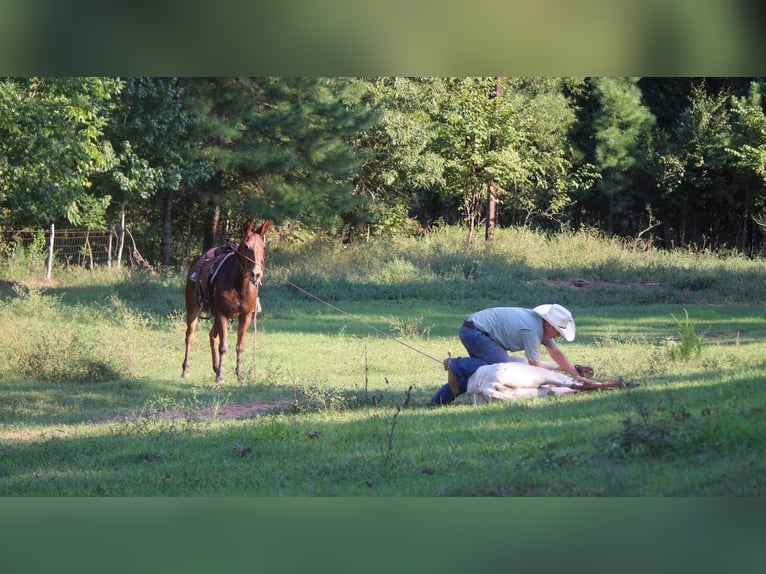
672, 275, 716, 291
380, 385, 413, 476
295, 383, 349, 413
613, 406, 709, 459
667, 309, 703, 362
122, 390, 231, 436
382, 405, 402, 474
384, 315, 432, 338
370, 257, 425, 284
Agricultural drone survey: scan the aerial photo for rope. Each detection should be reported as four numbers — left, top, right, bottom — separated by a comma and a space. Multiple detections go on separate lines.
263, 265, 443, 365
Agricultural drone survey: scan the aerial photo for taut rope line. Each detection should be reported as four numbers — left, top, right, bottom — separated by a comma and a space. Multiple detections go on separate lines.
263, 265, 443, 365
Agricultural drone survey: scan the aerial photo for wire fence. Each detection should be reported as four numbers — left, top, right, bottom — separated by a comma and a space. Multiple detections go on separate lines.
0, 224, 149, 278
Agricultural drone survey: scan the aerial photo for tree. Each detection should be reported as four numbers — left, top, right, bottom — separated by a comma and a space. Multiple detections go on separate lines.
485, 77, 503, 241
728, 80, 766, 253
180, 77, 377, 250
500, 77, 586, 230
352, 77, 584, 240
655, 82, 732, 247
0, 77, 122, 227
437, 77, 527, 240
101, 77, 209, 266
589, 77, 656, 234
437, 77, 582, 239
347, 77, 447, 237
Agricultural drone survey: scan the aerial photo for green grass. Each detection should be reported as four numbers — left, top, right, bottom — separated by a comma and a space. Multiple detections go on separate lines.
1, 226, 765, 495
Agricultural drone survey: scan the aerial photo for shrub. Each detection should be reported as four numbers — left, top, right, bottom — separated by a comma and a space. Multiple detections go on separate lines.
13, 331, 123, 383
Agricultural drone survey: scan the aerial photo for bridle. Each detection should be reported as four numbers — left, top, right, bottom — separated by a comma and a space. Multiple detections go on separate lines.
234, 236, 265, 287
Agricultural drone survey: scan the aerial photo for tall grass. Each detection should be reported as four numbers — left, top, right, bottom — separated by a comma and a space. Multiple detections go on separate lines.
265, 226, 766, 306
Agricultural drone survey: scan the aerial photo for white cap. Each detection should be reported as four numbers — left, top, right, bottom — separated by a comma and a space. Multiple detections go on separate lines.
533, 304, 576, 342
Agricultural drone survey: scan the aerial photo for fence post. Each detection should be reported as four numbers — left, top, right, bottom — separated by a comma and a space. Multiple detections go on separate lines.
116, 206, 125, 270
107, 225, 114, 268
46, 223, 54, 280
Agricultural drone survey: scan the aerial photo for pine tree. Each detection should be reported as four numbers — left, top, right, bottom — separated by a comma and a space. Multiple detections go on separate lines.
181, 77, 377, 247
590, 77, 656, 233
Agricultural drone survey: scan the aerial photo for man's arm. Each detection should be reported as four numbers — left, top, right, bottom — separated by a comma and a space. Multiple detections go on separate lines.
542, 345, 580, 379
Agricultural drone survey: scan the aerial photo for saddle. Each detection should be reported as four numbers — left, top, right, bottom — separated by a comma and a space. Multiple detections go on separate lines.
188, 243, 237, 313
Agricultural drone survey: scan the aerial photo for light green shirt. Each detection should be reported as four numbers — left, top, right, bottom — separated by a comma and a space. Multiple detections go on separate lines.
466, 307, 558, 363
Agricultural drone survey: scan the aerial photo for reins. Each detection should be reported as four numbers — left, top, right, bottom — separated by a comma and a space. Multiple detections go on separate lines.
263, 265, 443, 365
230, 235, 443, 365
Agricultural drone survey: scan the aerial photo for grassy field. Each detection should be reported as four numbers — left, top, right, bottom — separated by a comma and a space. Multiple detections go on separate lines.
1, 227, 765, 495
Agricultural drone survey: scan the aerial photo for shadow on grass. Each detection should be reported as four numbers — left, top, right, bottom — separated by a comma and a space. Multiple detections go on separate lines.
2, 365, 765, 496
25, 269, 743, 332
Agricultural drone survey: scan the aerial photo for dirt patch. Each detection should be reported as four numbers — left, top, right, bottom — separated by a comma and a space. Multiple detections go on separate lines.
114, 397, 296, 424
549, 278, 662, 289
0, 399, 294, 442
175, 398, 295, 421
1, 427, 70, 442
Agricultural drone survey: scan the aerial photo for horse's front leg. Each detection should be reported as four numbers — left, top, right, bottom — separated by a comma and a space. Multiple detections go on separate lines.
209, 316, 228, 382
235, 311, 253, 380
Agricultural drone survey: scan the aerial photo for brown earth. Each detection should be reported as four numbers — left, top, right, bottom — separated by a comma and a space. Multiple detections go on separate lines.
0, 398, 294, 442
549, 278, 662, 289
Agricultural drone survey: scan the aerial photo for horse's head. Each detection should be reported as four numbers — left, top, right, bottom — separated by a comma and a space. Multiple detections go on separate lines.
237, 218, 270, 287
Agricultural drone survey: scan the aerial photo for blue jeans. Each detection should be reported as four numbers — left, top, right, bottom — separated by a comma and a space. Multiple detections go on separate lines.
429, 325, 514, 405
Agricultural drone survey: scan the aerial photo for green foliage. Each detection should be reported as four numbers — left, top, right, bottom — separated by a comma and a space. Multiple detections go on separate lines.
0, 283, 61, 319
349, 77, 585, 237
728, 80, 766, 244
614, 404, 706, 458
0, 77, 123, 226
293, 383, 350, 413
126, 391, 232, 435
181, 77, 378, 230
0, 232, 49, 279
728, 81, 766, 182
264, 225, 766, 306
6, 76, 766, 264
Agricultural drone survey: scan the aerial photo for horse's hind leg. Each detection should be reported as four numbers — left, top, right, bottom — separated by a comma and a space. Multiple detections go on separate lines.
181, 312, 199, 379
182, 275, 202, 379
209, 322, 220, 379
182, 316, 197, 378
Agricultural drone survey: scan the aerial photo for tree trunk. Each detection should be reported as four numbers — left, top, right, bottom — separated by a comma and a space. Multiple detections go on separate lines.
485, 179, 498, 241
203, 174, 222, 252
204, 203, 221, 252
485, 77, 503, 242
742, 186, 751, 254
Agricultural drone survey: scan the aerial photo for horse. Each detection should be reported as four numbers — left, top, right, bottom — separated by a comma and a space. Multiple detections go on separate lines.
182, 218, 270, 382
